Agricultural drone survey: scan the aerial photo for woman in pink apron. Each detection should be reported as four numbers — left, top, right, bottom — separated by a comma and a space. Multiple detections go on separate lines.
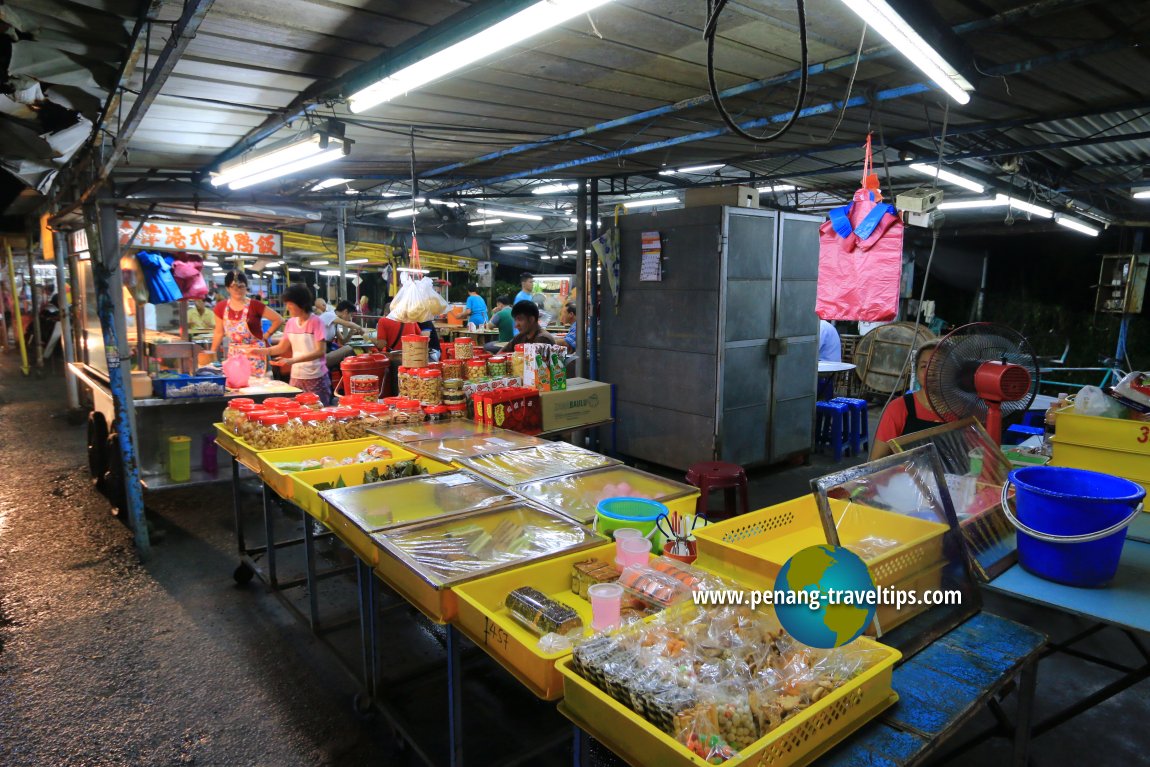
252, 283, 332, 404
209, 271, 283, 380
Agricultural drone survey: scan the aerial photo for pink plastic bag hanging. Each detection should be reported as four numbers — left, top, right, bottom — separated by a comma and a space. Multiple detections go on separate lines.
816, 136, 903, 321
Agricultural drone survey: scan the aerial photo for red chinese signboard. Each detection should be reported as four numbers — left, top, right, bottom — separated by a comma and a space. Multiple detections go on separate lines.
117, 220, 281, 257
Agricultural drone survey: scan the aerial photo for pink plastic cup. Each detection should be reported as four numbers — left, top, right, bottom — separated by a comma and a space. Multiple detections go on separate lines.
588, 583, 624, 631
616, 535, 651, 570
613, 528, 643, 563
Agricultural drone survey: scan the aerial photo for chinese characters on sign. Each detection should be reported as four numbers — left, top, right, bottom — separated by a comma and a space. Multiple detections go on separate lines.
117, 220, 281, 257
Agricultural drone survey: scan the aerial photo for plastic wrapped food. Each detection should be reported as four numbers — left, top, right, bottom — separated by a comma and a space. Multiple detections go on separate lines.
323, 471, 516, 532
515, 466, 696, 524
459, 442, 618, 486
404, 432, 545, 463
571, 557, 622, 599
374, 503, 593, 584
617, 562, 699, 609
505, 587, 583, 636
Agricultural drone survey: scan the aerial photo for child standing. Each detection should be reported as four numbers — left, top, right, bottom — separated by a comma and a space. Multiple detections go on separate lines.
253, 283, 332, 405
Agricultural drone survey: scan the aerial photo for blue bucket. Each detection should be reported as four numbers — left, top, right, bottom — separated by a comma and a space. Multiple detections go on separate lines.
1002, 467, 1144, 587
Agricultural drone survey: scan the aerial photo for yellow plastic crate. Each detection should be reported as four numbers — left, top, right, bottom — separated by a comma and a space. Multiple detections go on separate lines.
1050, 437, 1150, 496
1055, 405, 1150, 456
694, 496, 947, 589
213, 423, 261, 474
557, 638, 899, 767
258, 439, 428, 500
290, 456, 453, 522
452, 544, 615, 700
873, 563, 944, 635
513, 465, 699, 525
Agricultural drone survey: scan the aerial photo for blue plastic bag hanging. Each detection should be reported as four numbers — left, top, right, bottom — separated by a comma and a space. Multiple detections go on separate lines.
136, 251, 183, 304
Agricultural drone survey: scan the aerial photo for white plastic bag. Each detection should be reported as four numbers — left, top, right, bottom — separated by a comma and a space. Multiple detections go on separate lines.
1076, 385, 1125, 418
390, 272, 447, 323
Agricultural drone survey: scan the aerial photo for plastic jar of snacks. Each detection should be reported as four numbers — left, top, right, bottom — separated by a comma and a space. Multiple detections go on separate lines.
263, 397, 294, 410
423, 404, 448, 423
223, 400, 256, 431
441, 358, 463, 381
250, 413, 293, 451
397, 367, 414, 398
393, 399, 425, 425
294, 392, 322, 410
325, 406, 363, 441
300, 411, 335, 444
511, 345, 525, 379
238, 409, 273, 442
486, 355, 508, 378
454, 337, 474, 360
358, 402, 393, 430
402, 334, 429, 367
466, 359, 487, 381
417, 368, 443, 405
381, 396, 404, 411
337, 394, 365, 409
445, 403, 467, 420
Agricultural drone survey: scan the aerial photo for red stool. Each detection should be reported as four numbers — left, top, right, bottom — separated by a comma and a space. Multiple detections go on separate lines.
685, 461, 750, 521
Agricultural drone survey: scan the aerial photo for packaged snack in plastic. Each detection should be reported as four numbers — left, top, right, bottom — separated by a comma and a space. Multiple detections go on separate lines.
505, 586, 583, 636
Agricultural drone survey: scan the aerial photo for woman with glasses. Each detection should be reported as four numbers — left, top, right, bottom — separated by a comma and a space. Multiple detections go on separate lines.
209, 271, 284, 380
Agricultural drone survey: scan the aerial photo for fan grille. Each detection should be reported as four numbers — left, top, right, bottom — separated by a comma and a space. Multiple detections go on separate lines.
924, 323, 1039, 422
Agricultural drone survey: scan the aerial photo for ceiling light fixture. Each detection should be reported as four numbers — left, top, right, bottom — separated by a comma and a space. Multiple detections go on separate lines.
468, 218, 503, 226
308, 259, 330, 266
1133, 179, 1150, 200
562, 249, 578, 255
532, 182, 578, 194
1055, 214, 1101, 237
476, 207, 543, 221
287, 267, 303, 273
321, 270, 345, 276
659, 163, 725, 175
756, 184, 797, 193
427, 198, 462, 207
345, 258, 370, 265
938, 197, 1007, 210
838, 0, 974, 104
623, 197, 680, 209
998, 193, 1053, 219
387, 207, 432, 219
212, 126, 351, 190
310, 177, 353, 191
909, 163, 984, 193
349, 0, 615, 113
499, 244, 531, 251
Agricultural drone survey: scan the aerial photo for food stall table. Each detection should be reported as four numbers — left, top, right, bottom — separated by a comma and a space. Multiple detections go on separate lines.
566, 612, 1044, 767
983, 528, 1150, 742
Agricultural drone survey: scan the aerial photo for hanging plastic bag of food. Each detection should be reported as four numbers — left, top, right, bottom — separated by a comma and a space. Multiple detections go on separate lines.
390, 236, 447, 322
816, 135, 903, 322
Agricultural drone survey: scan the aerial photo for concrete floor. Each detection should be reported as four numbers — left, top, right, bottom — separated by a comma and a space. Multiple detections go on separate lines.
1, 354, 1147, 766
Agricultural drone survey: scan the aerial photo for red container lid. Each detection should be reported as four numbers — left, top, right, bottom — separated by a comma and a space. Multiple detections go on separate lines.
264, 397, 293, 407
258, 413, 290, 425
382, 396, 404, 407
301, 411, 332, 422
398, 366, 411, 374
228, 398, 255, 408
235, 402, 260, 413
419, 368, 443, 378
428, 362, 443, 371
339, 394, 365, 404
454, 337, 473, 345
359, 402, 389, 413
423, 405, 448, 414
294, 393, 320, 405
515, 345, 525, 352
467, 359, 487, 367
244, 408, 274, 421
402, 335, 428, 344
282, 408, 309, 418
489, 355, 507, 363
397, 399, 423, 412
445, 404, 467, 412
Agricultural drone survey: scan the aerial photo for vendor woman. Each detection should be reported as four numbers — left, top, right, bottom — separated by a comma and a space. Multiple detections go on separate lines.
871, 339, 945, 460
251, 283, 331, 405
210, 271, 283, 379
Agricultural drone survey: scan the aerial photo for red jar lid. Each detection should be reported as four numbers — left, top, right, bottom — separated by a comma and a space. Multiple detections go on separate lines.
397, 400, 423, 412
339, 394, 365, 404
445, 404, 467, 412
235, 402, 260, 413
229, 398, 255, 408
301, 411, 331, 422
398, 366, 412, 374
382, 396, 404, 407
489, 355, 507, 363
454, 337, 473, 345
467, 359, 487, 367
258, 413, 290, 425
282, 408, 309, 418
294, 393, 320, 405
423, 405, 448, 414
264, 397, 293, 407
245, 408, 274, 421
402, 335, 428, 344
515, 345, 524, 352
359, 402, 388, 413
419, 368, 443, 378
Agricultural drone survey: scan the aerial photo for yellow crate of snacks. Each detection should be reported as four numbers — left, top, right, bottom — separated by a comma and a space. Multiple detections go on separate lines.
319, 472, 518, 568
258, 439, 435, 501
371, 501, 600, 624
453, 544, 619, 700
1050, 437, 1150, 495
557, 598, 900, 767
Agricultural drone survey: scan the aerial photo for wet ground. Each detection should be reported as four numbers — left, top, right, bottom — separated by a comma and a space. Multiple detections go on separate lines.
1, 354, 1147, 766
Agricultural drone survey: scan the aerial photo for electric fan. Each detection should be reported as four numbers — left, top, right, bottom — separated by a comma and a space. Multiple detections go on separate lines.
922, 323, 1040, 443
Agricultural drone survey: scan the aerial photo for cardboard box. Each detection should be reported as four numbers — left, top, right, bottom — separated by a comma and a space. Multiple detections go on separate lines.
539, 378, 612, 432
683, 185, 759, 209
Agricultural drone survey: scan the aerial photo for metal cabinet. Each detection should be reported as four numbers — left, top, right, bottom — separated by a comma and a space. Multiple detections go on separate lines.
601, 205, 822, 471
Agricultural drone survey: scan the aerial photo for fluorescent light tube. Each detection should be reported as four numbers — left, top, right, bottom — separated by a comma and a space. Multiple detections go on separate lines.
427, 198, 462, 207
839, 0, 974, 105
1134, 189, 1150, 200
387, 207, 432, 219
909, 163, 984, 193
213, 133, 350, 189
476, 207, 543, 221
321, 270, 344, 276
345, 258, 370, 265
287, 267, 303, 272
310, 178, 352, 191
499, 244, 531, 251
532, 183, 578, 194
349, 0, 615, 113
997, 194, 1053, 219
309, 260, 330, 266
562, 249, 578, 255
660, 164, 725, 175
938, 197, 1005, 210
1056, 215, 1100, 236
757, 184, 796, 193
623, 197, 679, 209
469, 218, 503, 226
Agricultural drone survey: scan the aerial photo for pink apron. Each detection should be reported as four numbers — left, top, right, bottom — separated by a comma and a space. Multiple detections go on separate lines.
223, 299, 268, 379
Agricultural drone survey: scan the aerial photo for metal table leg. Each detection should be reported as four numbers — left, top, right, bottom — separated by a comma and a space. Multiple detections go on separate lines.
356, 559, 375, 702
302, 505, 320, 631
447, 624, 464, 767
231, 456, 245, 554
261, 482, 278, 588
1013, 659, 1038, 767
572, 725, 589, 767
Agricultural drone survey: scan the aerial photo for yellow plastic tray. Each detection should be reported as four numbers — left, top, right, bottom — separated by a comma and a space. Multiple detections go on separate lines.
1055, 405, 1150, 456
258, 439, 429, 501
289, 455, 453, 522
453, 544, 616, 700
1050, 437, 1150, 496
513, 465, 699, 525
557, 638, 900, 767
213, 423, 261, 474
694, 496, 948, 589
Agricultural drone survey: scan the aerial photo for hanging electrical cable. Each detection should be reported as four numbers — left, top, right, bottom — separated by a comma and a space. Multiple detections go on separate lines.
704, 0, 808, 144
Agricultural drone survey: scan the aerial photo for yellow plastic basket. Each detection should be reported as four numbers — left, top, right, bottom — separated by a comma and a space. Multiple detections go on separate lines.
1055, 405, 1150, 456
453, 544, 615, 700
694, 496, 948, 589
1050, 437, 1150, 496
213, 423, 261, 474
556, 637, 899, 767
258, 439, 435, 501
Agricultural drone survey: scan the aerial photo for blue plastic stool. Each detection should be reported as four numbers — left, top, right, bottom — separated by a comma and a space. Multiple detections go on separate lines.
815, 400, 849, 461
832, 397, 870, 457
